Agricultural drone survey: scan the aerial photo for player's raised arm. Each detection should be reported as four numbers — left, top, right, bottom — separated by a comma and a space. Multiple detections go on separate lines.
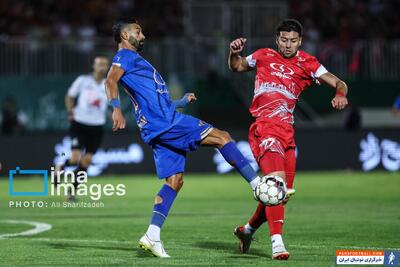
318, 72, 349, 110
172, 93, 197, 108
228, 38, 252, 72
105, 64, 126, 131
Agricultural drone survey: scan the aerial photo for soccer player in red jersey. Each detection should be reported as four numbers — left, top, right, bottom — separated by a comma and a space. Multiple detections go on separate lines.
229, 19, 348, 260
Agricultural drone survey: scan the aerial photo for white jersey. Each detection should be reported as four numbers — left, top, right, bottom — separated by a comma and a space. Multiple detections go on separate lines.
67, 74, 108, 126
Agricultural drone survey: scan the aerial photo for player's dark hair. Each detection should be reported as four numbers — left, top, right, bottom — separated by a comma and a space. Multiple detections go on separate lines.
276, 19, 303, 37
112, 17, 138, 44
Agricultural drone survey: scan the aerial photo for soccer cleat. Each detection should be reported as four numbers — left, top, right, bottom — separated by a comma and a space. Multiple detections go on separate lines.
233, 226, 254, 253
282, 188, 296, 204
139, 234, 170, 258
272, 243, 290, 260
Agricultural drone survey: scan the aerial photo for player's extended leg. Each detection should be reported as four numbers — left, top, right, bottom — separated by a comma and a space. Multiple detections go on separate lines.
259, 153, 290, 260
200, 128, 261, 190
234, 202, 265, 253
139, 173, 182, 258
283, 148, 296, 204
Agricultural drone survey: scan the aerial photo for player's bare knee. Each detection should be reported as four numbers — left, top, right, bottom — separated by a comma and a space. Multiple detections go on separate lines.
216, 129, 232, 146
166, 175, 184, 192
155, 195, 163, 204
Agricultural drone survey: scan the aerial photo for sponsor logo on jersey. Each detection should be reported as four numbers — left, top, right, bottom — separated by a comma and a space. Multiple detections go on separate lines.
270, 63, 294, 80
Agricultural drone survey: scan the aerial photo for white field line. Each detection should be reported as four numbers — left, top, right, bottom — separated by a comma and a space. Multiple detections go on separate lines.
0, 220, 52, 239
1, 236, 399, 251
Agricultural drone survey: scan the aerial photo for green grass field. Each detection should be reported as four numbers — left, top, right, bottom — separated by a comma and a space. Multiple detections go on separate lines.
1, 171, 399, 266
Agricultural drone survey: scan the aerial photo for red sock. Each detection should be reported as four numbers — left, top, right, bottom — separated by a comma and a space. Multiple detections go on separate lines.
285, 149, 296, 189
286, 171, 295, 189
265, 204, 284, 235
248, 202, 267, 229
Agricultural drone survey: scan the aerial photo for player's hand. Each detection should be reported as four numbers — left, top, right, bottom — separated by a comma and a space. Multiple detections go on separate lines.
230, 38, 247, 54
185, 93, 197, 104
112, 108, 126, 131
331, 95, 348, 110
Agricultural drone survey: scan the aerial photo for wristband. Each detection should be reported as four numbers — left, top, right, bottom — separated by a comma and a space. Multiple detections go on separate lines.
335, 91, 347, 97
109, 98, 121, 109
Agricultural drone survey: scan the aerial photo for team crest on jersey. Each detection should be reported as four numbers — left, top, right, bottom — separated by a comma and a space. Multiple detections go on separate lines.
270, 63, 294, 80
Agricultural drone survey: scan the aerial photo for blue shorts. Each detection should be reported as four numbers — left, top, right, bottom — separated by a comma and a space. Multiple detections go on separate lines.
150, 114, 213, 179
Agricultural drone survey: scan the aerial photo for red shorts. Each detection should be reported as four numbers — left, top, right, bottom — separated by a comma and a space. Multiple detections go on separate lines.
248, 118, 296, 180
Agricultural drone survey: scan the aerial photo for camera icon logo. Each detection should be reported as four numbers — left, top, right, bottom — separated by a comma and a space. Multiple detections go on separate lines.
9, 167, 48, 196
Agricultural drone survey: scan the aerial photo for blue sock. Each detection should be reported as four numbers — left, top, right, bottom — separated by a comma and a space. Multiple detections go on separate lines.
219, 141, 258, 183
150, 184, 177, 229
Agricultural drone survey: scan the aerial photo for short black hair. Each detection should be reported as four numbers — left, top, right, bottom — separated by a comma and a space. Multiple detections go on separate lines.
276, 19, 303, 37
112, 17, 138, 43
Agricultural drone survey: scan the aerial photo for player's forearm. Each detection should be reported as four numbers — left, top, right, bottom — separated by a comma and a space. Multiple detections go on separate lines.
228, 52, 243, 72
105, 79, 120, 101
335, 80, 348, 96
65, 96, 74, 114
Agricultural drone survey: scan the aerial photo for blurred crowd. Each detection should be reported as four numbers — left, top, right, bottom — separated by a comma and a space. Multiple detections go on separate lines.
0, 0, 183, 42
1, 0, 399, 45
0, 0, 399, 77
289, 0, 400, 48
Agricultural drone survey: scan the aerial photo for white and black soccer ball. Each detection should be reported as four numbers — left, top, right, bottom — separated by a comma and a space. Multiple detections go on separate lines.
255, 175, 287, 206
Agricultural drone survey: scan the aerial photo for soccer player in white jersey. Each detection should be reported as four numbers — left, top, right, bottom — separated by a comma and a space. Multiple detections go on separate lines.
58, 56, 110, 199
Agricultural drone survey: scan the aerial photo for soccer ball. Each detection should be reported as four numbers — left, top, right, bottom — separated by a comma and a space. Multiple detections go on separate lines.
255, 175, 287, 206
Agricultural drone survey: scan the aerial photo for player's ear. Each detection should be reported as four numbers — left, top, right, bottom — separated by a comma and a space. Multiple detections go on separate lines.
298, 37, 302, 47
120, 30, 129, 41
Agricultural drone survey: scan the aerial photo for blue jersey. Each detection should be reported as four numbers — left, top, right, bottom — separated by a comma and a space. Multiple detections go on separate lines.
394, 96, 400, 109
112, 48, 183, 143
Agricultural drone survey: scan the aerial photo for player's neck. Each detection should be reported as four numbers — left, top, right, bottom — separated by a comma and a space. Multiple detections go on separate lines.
92, 72, 103, 83
118, 42, 138, 52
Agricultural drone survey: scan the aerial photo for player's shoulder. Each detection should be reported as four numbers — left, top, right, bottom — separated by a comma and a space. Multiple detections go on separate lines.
74, 74, 90, 83
297, 50, 319, 62
113, 48, 139, 63
252, 48, 277, 57
114, 48, 138, 58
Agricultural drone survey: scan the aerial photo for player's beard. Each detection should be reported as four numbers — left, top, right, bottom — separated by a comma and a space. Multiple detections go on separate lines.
129, 36, 144, 52
279, 48, 297, 58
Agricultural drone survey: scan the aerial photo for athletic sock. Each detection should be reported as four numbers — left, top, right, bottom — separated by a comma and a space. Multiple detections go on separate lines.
248, 202, 267, 230
219, 141, 260, 189
244, 223, 256, 234
146, 184, 177, 241
271, 234, 284, 247
266, 204, 285, 236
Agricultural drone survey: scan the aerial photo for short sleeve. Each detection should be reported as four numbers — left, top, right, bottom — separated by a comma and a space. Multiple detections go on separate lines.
308, 57, 328, 79
246, 54, 257, 68
67, 76, 84, 97
245, 49, 264, 68
112, 50, 136, 72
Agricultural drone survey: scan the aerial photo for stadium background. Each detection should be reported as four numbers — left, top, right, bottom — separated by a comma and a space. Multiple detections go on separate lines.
0, 0, 399, 175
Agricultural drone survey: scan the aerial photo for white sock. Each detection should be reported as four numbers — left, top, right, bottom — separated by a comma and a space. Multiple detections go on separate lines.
146, 224, 161, 241
249, 176, 261, 190
244, 223, 256, 234
271, 234, 284, 247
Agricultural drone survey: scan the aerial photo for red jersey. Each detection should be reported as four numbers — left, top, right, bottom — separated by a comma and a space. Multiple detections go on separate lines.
246, 48, 327, 124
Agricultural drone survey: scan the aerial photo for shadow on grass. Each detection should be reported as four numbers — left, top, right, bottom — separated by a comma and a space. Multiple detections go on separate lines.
48, 242, 134, 252
194, 240, 269, 259
48, 242, 159, 258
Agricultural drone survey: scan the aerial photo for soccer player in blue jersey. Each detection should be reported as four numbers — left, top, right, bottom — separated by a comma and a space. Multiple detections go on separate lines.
105, 18, 261, 258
